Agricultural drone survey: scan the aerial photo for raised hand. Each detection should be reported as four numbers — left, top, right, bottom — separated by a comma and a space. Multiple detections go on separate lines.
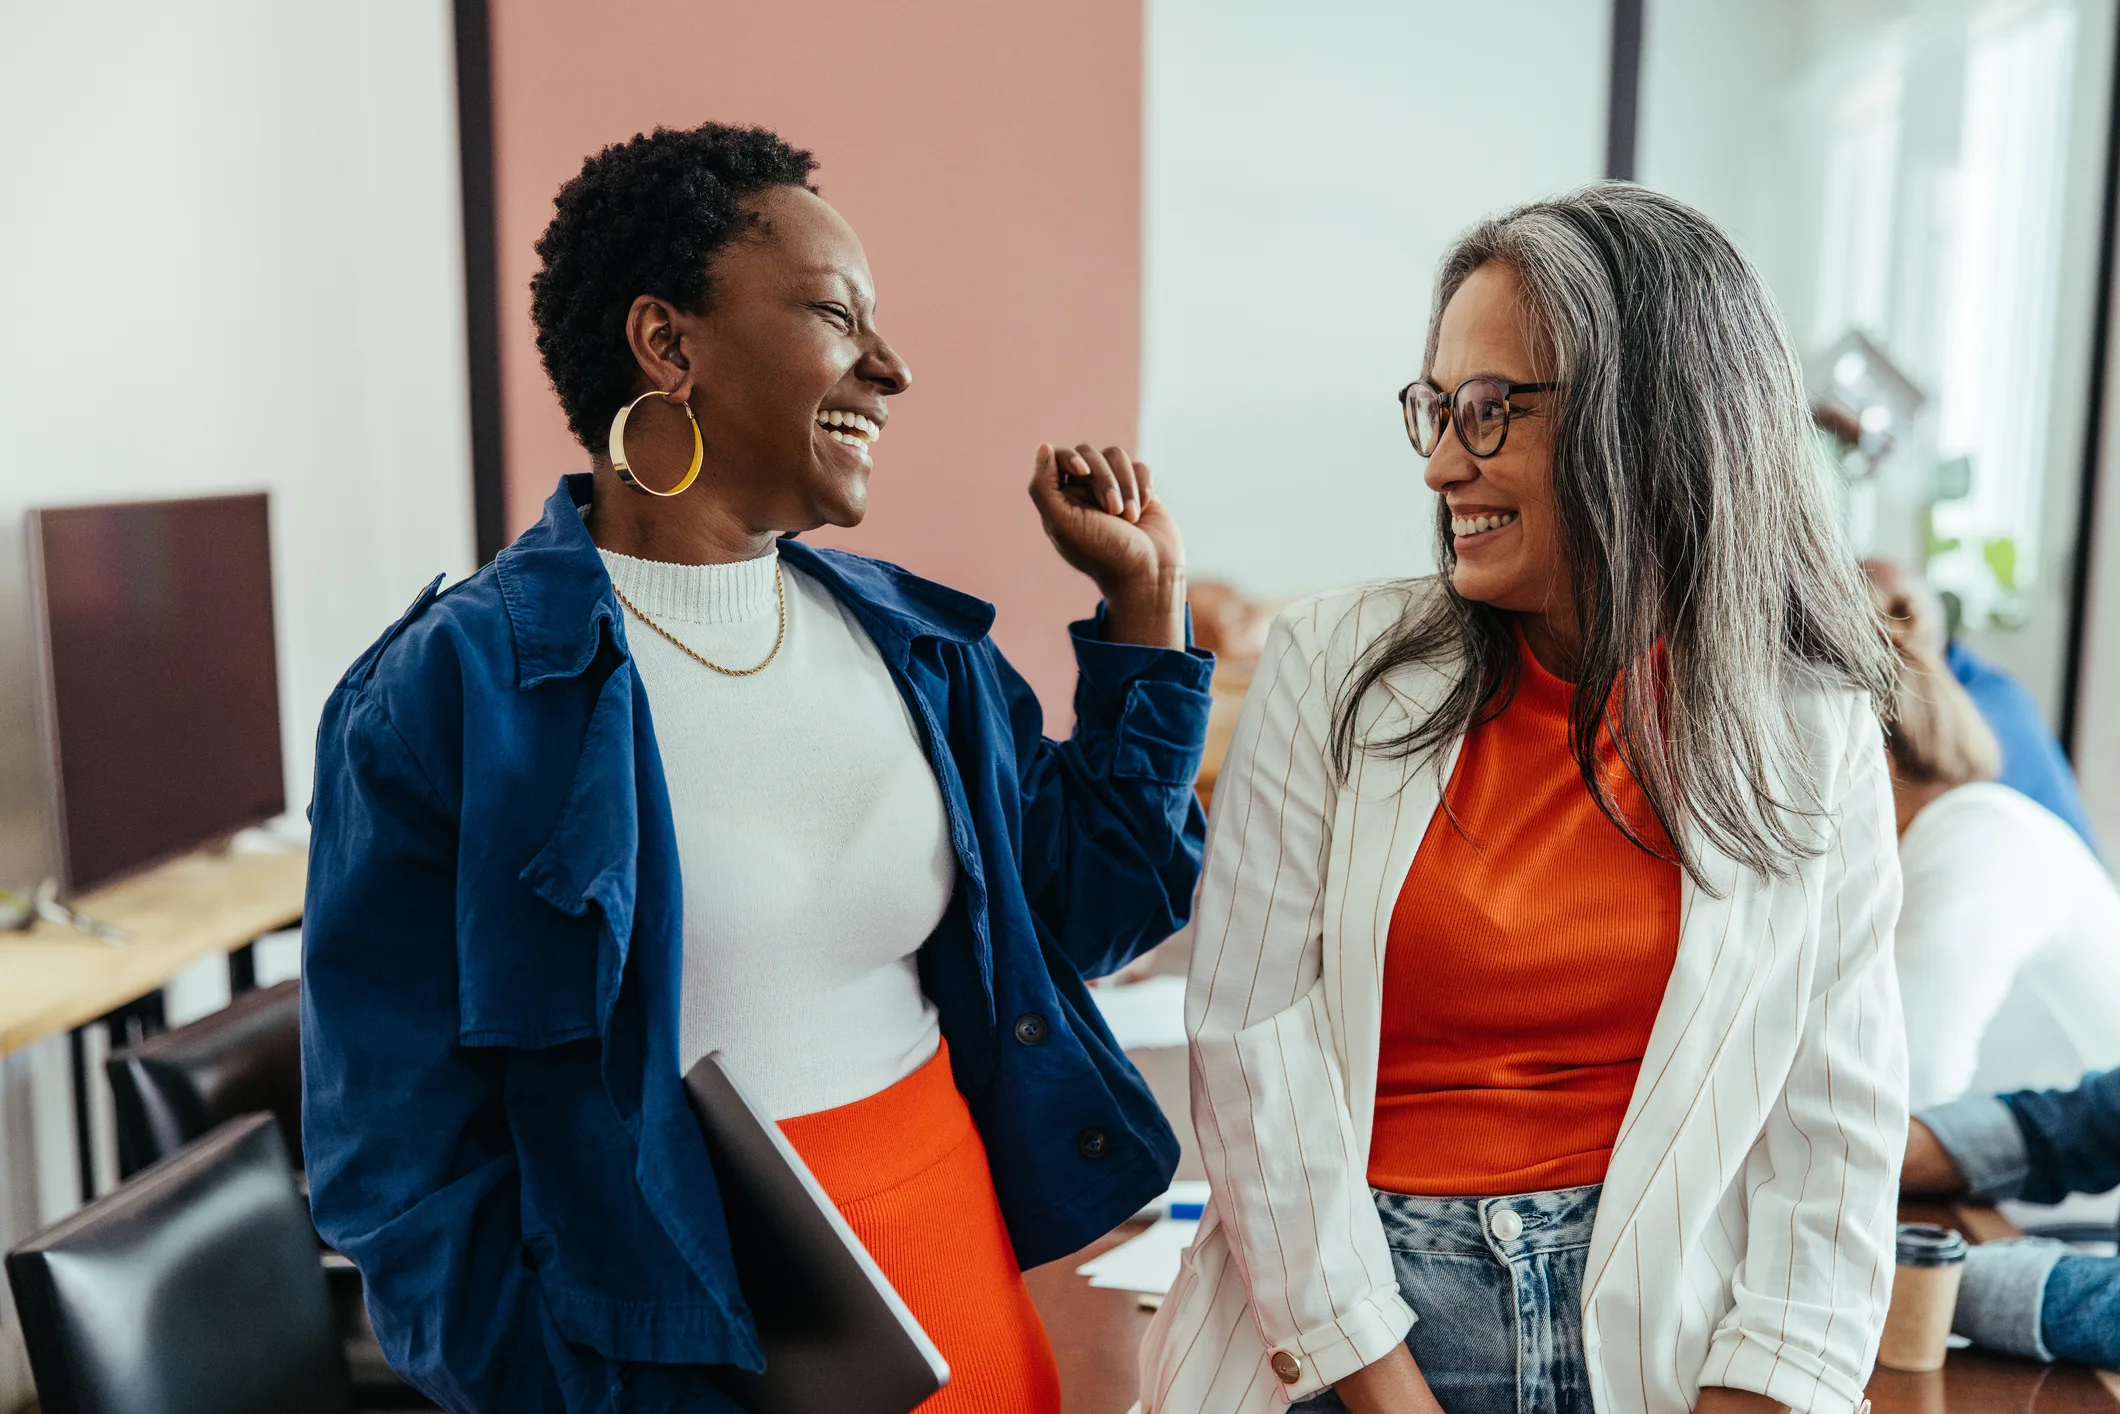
1027, 442, 1186, 649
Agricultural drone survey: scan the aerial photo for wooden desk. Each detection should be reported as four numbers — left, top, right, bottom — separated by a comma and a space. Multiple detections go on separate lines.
1868, 1350, 2120, 1414
0, 846, 305, 1055
1031, 1204, 2120, 1414
1873, 1201, 2120, 1414
0, 846, 306, 1201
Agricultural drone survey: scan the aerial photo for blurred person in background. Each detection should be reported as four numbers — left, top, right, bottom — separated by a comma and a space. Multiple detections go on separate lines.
302, 123, 1214, 1412
1903, 1067, 2120, 1370
1865, 559, 2097, 848
1869, 562, 2120, 1112
1141, 185, 1904, 1414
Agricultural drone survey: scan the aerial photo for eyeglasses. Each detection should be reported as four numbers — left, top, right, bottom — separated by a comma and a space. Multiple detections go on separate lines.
1398, 376, 1555, 459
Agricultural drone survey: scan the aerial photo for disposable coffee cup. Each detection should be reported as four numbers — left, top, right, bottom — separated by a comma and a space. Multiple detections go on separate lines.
1877, 1223, 1967, 1372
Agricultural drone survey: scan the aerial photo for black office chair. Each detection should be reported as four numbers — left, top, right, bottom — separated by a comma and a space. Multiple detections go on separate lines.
101, 978, 436, 1410
105, 978, 301, 1180
6, 1113, 355, 1414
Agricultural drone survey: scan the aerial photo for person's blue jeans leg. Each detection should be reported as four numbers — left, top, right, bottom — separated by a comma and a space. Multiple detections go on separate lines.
1294, 1185, 1599, 1414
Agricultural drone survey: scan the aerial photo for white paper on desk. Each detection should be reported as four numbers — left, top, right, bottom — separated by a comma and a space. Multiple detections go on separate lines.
1090, 975, 1188, 1051
1999, 1185, 2120, 1253
1076, 1217, 1198, 1295
232, 813, 310, 853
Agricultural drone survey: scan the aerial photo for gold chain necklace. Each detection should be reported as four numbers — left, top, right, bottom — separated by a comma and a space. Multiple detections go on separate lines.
611, 566, 787, 677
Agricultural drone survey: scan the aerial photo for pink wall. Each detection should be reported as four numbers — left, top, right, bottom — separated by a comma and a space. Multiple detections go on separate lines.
489, 0, 1143, 714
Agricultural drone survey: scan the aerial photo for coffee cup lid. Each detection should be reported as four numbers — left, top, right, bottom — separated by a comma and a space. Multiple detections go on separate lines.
1896, 1222, 1968, 1267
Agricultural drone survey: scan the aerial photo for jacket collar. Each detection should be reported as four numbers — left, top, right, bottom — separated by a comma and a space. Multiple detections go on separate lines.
494, 474, 996, 689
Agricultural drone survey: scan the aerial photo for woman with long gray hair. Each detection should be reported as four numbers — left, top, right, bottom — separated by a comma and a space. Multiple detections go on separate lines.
1139, 185, 1905, 1414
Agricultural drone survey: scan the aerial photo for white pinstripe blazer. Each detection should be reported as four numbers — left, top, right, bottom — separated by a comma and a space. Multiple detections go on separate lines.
1139, 583, 1907, 1414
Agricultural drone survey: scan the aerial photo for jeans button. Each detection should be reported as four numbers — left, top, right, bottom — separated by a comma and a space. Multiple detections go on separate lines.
1076, 1127, 1111, 1160
1012, 1013, 1049, 1046
1489, 1205, 1523, 1242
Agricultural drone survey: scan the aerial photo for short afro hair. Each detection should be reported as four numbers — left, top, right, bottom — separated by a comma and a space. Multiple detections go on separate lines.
529, 123, 819, 448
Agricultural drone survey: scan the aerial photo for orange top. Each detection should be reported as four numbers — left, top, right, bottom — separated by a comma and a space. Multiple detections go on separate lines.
1367, 633, 1681, 1196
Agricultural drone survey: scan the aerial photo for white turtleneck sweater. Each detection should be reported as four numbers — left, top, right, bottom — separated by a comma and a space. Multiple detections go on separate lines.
599, 546, 955, 1120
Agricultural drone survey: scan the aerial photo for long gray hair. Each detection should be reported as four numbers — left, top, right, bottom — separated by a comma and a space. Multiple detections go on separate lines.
1331, 183, 1894, 890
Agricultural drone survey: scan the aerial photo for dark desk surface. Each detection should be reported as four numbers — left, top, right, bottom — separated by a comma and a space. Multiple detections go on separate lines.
1868, 1351, 2120, 1414
1028, 1206, 2120, 1414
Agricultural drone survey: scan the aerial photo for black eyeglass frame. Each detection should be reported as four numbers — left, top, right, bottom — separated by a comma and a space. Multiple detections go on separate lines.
1397, 376, 1557, 459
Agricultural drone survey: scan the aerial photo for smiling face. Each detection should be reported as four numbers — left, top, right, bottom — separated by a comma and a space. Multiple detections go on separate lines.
662, 185, 910, 533
1422, 261, 1572, 636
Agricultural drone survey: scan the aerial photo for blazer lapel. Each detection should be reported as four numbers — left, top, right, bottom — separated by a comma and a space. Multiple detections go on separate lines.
1326, 658, 1460, 1156
1583, 839, 1767, 1304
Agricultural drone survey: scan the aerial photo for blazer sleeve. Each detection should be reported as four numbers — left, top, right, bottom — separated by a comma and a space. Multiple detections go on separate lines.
1184, 602, 1413, 1403
1007, 609, 1216, 979
302, 686, 572, 1413
1704, 697, 1909, 1414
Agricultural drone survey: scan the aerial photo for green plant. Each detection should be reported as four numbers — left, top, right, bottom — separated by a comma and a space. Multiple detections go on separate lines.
1983, 536, 2019, 594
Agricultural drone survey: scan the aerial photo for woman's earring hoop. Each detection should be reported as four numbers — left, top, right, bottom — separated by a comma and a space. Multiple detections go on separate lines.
608, 390, 703, 497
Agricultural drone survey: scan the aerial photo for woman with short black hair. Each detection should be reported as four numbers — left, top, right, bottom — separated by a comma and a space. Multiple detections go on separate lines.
1142, 185, 1905, 1414
303, 122, 1213, 1412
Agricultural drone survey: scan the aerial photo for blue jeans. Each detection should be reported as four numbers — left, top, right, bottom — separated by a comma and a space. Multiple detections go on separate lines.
1296, 1184, 1599, 1414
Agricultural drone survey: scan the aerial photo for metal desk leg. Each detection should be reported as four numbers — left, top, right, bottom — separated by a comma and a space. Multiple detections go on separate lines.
69, 1024, 93, 1205
68, 992, 170, 1205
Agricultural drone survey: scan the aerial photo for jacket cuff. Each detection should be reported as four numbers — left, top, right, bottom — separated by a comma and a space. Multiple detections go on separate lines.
1702, 1329, 1868, 1414
1918, 1095, 2032, 1201
1954, 1239, 2066, 1361
1069, 609, 1214, 784
1264, 1287, 1416, 1404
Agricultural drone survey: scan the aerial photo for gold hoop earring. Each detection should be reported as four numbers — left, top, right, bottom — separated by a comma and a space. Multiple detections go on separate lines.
608, 390, 703, 497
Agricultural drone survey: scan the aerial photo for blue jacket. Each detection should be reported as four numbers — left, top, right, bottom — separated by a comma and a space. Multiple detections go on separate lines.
301, 475, 1213, 1412
1947, 640, 2097, 848
1997, 1066, 2120, 1217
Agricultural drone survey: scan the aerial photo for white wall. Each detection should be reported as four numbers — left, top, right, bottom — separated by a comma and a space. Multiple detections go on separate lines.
1638, 0, 2119, 734
0, 3, 474, 1404
1138, 0, 1611, 600
1636, 0, 1811, 301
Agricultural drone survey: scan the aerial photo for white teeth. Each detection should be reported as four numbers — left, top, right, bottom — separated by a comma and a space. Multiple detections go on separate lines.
816, 410, 880, 443
1451, 511, 1519, 537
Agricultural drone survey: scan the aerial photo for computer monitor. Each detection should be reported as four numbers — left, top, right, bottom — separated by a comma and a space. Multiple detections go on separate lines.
28, 493, 285, 896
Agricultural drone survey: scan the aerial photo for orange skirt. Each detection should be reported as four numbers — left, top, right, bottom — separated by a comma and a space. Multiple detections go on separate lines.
777, 1041, 1062, 1414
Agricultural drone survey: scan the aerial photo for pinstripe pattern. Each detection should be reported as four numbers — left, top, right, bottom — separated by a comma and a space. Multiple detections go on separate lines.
1138, 585, 1906, 1414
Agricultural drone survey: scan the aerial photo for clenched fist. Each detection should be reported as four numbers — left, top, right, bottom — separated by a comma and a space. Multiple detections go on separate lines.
1027, 443, 1187, 650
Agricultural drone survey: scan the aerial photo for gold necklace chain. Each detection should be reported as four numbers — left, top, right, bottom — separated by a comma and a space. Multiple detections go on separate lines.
611, 566, 787, 677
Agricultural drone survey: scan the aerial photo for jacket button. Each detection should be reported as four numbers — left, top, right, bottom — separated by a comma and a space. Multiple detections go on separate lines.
1270, 1349, 1304, 1383
1013, 1013, 1049, 1046
1076, 1127, 1110, 1160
